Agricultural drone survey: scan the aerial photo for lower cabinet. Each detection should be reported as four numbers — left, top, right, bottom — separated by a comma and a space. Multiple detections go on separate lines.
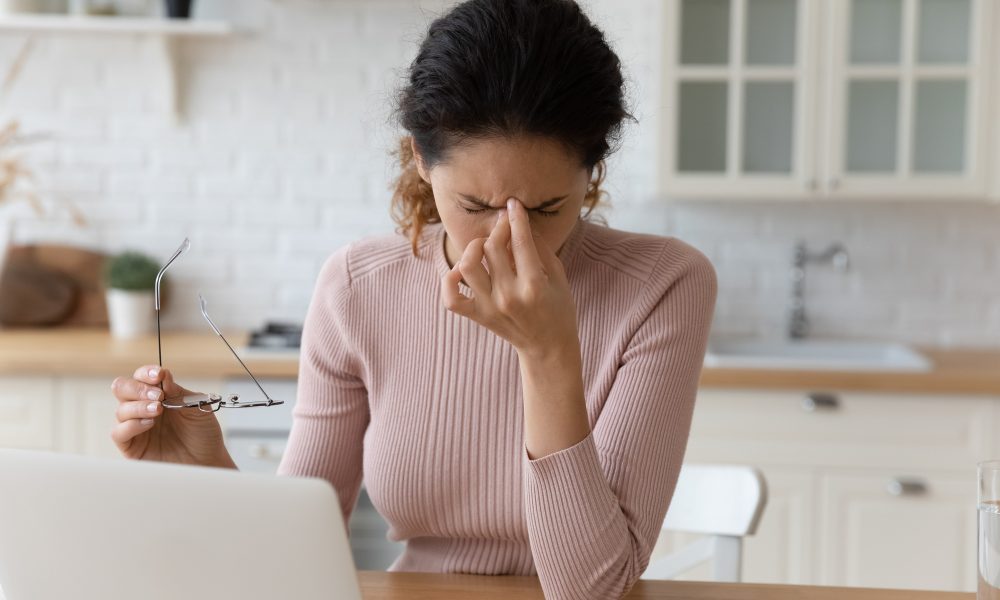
0, 375, 224, 458
0, 377, 56, 451
2, 377, 991, 589
817, 470, 976, 591
675, 389, 993, 592
741, 467, 818, 585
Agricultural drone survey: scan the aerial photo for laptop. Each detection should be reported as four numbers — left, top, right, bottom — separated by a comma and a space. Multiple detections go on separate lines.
0, 449, 363, 600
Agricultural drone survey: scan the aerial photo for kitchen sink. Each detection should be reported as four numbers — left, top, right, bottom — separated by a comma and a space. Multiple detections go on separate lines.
703, 338, 933, 372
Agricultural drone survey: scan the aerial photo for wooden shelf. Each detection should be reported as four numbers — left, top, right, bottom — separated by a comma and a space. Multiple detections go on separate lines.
0, 14, 232, 36
0, 14, 237, 122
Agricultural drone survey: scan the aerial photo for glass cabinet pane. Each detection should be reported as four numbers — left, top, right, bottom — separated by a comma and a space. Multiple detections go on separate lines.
850, 0, 903, 64
846, 80, 899, 172
743, 81, 795, 173
746, 0, 797, 66
681, 0, 730, 65
678, 82, 728, 172
917, 0, 971, 64
913, 80, 967, 173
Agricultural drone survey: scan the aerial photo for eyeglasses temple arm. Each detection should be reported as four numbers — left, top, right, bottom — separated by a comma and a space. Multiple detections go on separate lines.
198, 294, 275, 404
154, 237, 191, 392
155, 237, 191, 312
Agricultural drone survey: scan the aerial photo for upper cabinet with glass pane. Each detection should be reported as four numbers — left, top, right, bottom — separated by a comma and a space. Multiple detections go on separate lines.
662, 0, 816, 198
828, 0, 988, 197
660, 0, 993, 200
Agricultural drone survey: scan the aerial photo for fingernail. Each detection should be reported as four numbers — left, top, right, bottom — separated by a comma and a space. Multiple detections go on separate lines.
147, 389, 161, 401
140, 418, 154, 426
146, 402, 159, 413
148, 367, 159, 378
506, 198, 516, 213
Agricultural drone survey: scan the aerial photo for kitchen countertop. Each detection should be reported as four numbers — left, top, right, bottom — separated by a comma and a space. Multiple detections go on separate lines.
356, 571, 970, 599
0, 327, 299, 379
1, 327, 999, 394
699, 347, 1000, 394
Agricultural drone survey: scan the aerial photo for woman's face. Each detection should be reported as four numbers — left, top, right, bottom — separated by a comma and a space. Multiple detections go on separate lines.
413, 135, 590, 267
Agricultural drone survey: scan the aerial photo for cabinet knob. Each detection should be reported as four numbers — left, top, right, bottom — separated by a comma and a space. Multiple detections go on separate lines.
801, 392, 840, 412
887, 478, 928, 497
249, 443, 283, 461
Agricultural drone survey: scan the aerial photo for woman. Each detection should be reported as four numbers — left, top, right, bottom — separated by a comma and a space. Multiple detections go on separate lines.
109, 1, 717, 598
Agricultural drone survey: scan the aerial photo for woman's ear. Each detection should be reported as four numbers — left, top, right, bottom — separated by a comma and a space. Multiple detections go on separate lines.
411, 137, 430, 183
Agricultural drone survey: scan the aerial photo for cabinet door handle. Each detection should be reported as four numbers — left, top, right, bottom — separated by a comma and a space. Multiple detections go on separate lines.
887, 478, 928, 497
249, 443, 283, 461
801, 392, 840, 412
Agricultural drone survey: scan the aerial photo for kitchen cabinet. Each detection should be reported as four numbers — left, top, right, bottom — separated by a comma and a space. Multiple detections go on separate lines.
2, 368, 993, 589
818, 470, 976, 591
673, 388, 992, 591
741, 467, 818, 585
0, 378, 56, 450
0, 375, 224, 457
660, 0, 993, 199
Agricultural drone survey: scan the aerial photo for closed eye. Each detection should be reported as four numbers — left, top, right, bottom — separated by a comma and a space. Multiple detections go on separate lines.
461, 206, 560, 217
456, 193, 567, 218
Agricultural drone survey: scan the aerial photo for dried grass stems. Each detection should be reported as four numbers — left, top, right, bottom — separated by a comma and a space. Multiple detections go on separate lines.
0, 37, 86, 227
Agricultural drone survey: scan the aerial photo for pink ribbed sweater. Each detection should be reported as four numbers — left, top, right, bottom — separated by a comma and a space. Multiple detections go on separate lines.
277, 216, 717, 600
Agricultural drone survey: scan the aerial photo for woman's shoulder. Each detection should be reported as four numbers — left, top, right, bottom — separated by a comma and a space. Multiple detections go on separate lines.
575, 221, 717, 324
318, 227, 433, 289
576, 220, 716, 287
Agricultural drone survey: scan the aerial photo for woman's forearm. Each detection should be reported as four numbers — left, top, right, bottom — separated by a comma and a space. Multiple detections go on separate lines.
518, 339, 591, 460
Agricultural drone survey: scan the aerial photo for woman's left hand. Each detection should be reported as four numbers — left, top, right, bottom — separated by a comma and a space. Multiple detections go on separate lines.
441, 198, 578, 360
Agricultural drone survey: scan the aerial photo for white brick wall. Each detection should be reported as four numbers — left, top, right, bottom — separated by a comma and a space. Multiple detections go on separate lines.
0, 0, 997, 348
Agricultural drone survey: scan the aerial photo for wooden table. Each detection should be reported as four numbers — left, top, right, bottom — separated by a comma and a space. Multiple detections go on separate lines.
357, 572, 974, 599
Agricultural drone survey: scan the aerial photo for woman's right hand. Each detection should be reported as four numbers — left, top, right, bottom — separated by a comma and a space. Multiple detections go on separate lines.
110, 365, 235, 468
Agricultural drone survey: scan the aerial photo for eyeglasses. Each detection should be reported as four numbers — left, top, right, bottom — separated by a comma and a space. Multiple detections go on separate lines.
154, 237, 285, 413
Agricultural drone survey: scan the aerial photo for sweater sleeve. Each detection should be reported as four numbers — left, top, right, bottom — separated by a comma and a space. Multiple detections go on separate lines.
276, 244, 369, 527
522, 245, 718, 600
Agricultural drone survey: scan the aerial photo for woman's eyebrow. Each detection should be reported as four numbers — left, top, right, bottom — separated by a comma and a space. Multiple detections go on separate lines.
458, 193, 568, 210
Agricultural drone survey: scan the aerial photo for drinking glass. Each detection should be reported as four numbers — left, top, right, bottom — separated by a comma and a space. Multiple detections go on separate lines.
979, 460, 1000, 599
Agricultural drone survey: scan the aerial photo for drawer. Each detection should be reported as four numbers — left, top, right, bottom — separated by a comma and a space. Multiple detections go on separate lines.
217, 378, 296, 432
686, 389, 995, 470
226, 433, 288, 474
0, 377, 56, 450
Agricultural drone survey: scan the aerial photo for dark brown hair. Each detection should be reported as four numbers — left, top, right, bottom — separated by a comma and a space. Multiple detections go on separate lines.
391, 0, 633, 254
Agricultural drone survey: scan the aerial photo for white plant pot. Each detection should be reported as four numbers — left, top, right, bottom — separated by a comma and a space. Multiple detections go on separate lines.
106, 288, 156, 340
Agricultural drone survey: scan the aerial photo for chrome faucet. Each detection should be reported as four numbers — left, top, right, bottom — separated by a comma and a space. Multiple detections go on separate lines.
788, 241, 850, 340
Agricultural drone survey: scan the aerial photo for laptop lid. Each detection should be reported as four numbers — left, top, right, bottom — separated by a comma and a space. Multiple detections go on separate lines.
0, 449, 362, 600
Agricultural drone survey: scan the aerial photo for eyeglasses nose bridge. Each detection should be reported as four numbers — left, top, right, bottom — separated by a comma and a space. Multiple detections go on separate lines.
198, 400, 221, 413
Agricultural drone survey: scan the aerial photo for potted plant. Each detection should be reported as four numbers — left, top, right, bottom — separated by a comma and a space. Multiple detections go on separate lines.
104, 250, 161, 339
